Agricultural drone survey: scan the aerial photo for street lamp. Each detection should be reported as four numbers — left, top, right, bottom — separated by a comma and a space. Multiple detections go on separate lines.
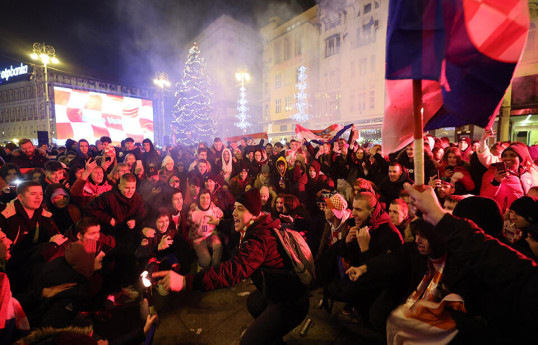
153, 72, 171, 146
31, 42, 59, 141
235, 70, 251, 133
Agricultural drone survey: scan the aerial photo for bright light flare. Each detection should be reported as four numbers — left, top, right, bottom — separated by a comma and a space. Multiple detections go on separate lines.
141, 271, 151, 288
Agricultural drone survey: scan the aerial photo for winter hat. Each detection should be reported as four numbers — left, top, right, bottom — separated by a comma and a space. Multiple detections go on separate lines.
236, 188, 262, 217
453, 196, 504, 237
410, 218, 446, 259
503, 142, 532, 166
51, 187, 68, 202
261, 164, 270, 174
65, 239, 98, 279
161, 155, 175, 168
509, 196, 538, 224
325, 193, 351, 220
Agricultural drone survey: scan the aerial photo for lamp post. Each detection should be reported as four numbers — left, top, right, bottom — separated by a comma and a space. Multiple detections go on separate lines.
153, 72, 170, 146
31, 42, 59, 141
235, 70, 251, 134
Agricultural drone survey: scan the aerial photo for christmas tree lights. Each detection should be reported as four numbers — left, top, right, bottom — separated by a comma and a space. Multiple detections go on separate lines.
171, 43, 216, 144
235, 84, 252, 130
291, 66, 311, 122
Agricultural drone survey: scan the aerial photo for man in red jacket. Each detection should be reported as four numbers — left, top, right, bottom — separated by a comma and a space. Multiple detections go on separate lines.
154, 188, 309, 345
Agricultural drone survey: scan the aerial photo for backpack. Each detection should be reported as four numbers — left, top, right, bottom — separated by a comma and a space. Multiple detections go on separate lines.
271, 227, 316, 286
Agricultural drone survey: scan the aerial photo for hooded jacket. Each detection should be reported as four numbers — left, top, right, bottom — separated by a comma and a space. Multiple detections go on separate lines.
141, 139, 162, 168
186, 213, 307, 303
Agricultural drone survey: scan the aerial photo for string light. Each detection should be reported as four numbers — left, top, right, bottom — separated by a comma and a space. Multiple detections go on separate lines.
171, 42, 216, 144
235, 85, 252, 130
291, 66, 311, 122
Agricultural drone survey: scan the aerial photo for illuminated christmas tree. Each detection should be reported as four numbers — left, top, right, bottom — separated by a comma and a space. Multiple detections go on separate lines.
291, 66, 311, 122
171, 43, 216, 144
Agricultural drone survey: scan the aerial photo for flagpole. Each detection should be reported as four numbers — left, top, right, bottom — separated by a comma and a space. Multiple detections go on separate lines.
413, 79, 424, 186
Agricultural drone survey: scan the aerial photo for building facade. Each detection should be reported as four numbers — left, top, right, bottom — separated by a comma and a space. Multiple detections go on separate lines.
261, 1, 388, 143
260, 6, 320, 142
0, 60, 154, 145
185, 15, 263, 139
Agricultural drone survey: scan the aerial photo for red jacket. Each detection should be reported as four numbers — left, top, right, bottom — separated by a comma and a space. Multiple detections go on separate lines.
186, 213, 306, 302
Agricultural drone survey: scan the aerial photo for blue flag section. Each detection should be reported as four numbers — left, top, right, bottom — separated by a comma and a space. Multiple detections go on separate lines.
383, 0, 529, 153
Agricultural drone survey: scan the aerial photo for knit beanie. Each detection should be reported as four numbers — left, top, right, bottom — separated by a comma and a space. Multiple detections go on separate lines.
65, 239, 98, 279
236, 188, 262, 217
261, 163, 270, 174
509, 196, 538, 224
503, 142, 532, 166
453, 196, 504, 237
161, 155, 174, 168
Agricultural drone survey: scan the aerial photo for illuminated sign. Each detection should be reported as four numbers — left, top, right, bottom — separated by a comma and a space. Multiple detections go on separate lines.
0, 63, 29, 81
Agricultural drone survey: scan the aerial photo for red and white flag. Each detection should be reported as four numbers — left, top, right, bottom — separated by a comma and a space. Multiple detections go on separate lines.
225, 132, 268, 146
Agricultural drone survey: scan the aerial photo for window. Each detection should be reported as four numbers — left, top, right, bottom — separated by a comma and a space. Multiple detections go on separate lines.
264, 104, 269, 120
325, 34, 341, 57
283, 38, 290, 61
276, 99, 282, 113
370, 55, 376, 73
357, 17, 378, 47
264, 82, 269, 96
285, 96, 293, 112
275, 74, 282, 89
280, 124, 287, 132
285, 70, 292, 86
369, 90, 375, 109
375, 1, 380, 9
326, 16, 342, 31
294, 36, 302, 56
364, 3, 372, 14
358, 92, 366, 113
274, 42, 282, 64
351, 61, 356, 77
349, 93, 355, 112
359, 58, 367, 76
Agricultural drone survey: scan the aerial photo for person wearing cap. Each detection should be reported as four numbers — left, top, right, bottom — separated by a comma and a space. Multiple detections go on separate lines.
138, 163, 168, 217
305, 160, 335, 216
480, 141, 538, 212
153, 188, 310, 345
317, 193, 352, 260
501, 195, 538, 259
228, 163, 253, 199
44, 183, 80, 235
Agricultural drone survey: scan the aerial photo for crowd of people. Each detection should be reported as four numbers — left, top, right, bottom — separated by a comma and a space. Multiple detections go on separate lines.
0, 125, 537, 344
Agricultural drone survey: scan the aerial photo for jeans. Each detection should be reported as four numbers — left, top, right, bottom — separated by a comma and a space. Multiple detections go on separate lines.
192, 233, 222, 268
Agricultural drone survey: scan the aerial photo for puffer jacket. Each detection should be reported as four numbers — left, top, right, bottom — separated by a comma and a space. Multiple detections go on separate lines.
480, 164, 538, 212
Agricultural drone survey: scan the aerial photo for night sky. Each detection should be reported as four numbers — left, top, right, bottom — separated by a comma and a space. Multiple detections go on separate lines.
0, 0, 315, 88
